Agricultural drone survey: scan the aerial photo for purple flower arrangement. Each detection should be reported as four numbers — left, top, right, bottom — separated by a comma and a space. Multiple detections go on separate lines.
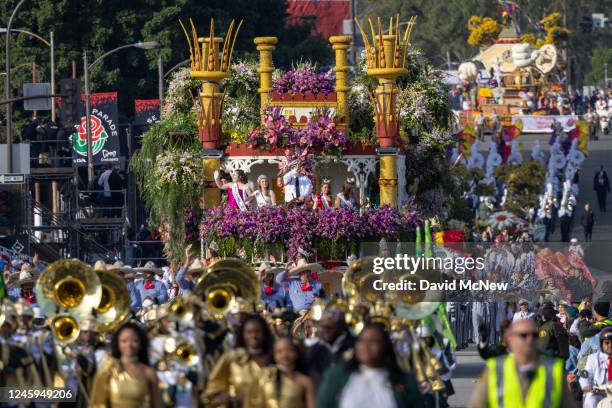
199, 205, 415, 260
273, 63, 335, 96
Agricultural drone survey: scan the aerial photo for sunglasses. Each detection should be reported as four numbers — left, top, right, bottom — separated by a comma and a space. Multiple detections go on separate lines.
514, 331, 538, 339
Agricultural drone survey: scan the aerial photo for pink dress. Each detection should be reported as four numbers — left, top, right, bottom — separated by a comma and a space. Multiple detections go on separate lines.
227, 186, 248, 210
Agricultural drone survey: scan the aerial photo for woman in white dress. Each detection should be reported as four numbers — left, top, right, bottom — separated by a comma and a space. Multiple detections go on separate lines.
335, 178, 359, 209
252, 174, 276, 208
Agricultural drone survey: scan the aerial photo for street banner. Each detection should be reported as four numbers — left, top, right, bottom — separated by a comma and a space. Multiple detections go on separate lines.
134, 99, 161, 125
71, 92, 121, 165
512, 115, 578, 133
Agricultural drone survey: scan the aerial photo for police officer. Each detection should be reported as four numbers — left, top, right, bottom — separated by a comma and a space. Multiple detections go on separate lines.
468, 319, 574, 407
537, 305, 569, 360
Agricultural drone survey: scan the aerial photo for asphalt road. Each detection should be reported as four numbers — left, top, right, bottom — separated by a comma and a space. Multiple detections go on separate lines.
448, 129, 612, 407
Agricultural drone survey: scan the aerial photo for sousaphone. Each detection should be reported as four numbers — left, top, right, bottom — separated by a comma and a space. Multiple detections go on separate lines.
194, 258, 259, 314
342, 257, 380, 304
94, 269, 130, 332
35, 259, 102, 321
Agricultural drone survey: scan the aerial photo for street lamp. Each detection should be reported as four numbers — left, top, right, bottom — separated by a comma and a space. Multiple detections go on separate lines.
83, 41, 160, 186
0, 28, 55, 122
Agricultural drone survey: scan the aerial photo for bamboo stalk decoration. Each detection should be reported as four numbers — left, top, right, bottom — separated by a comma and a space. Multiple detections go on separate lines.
355, 15, 416, 207
179, 18, 243, 74
354, 15, 416, 70
180, 18, 243, 150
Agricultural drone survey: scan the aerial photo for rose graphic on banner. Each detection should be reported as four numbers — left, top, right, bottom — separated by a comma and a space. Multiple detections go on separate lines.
73, 115, 109, 157
68, 92, 121, 165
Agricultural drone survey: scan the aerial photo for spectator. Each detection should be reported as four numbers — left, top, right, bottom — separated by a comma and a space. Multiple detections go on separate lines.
580, 203, 595, 241
98, 164, 113, 216
593, 166, 610, 213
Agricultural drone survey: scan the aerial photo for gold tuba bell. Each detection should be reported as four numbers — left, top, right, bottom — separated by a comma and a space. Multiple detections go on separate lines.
35, 259, 102, 321
168, 296, 194, 323
342, 257, 381, 304
194, 258, 259, 314
94, 269, 130, 332
51, 314, 80, 345
175, 341, 199, 367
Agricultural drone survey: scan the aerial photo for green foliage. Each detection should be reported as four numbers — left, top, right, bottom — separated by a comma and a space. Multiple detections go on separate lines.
356, 0, 611, 88
495, 161, 546, 216
0, 0, 330, 141
130, 67, 201, 262
585, 47, 612, 87
222, 59, 261, 144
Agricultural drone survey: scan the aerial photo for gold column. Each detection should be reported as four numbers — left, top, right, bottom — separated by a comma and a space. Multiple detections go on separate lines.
51, 181, 59, 220
202, 158, 220, 208
254, 37, 278, 111
357, 16, 415, 207
379, 156, 397, 207
330, 35, 351, 128
182, 18, 243, 208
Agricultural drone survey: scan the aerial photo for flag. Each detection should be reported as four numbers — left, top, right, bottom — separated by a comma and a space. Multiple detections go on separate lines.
0, 268, 6, 301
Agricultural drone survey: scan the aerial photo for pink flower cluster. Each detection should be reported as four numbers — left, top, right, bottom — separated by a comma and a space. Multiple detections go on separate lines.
273, 63, 335, 96
247, 109, 348, 157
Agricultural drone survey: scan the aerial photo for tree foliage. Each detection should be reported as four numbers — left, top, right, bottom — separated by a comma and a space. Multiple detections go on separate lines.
0, 0, 331, 138
357, 0, 611, 86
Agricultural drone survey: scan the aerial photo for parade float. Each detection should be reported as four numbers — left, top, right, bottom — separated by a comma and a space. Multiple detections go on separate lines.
130, 15, 465, 278
457, 6, 575, 132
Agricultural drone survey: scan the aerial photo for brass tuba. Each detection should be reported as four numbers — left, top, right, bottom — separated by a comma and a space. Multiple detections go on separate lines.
164, 337, 200, 367
51, 314, 81, 345
35, 260, 102, 343
94, 269, 130, 332
175, 341, 199, 367
35, 259, 102, 321
342, 257, 381, 304
194, 258, 259, 314
168, 296, 195, 323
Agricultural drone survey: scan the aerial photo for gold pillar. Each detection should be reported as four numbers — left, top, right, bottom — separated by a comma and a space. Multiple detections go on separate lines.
51, 180, 59, 220
330, 35, 351, 128
379, 155, 397, 207
254, 37, 278, 110
357, 15, 415, 207
202, 158, 221, 208
34, 181, 41, 205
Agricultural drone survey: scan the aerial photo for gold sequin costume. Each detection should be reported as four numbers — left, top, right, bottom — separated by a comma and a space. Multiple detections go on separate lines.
203, 348, 269, 408
258, 367, 307, 408
90, 358, 149, 408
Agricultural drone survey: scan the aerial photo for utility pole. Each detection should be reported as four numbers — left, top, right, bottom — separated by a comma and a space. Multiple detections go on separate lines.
84, 51, 94, 188
605, 63, 608, 94
4, 0, 26, 173
158, 55, 164, 109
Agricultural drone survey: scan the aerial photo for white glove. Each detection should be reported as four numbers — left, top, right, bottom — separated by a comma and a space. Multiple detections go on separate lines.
213, 170, 220, 181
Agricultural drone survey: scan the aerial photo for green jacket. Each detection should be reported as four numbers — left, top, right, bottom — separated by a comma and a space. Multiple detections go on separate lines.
316, 363, 425, 408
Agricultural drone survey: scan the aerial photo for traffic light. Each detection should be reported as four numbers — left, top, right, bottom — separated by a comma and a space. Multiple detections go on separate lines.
579, 14, 593, 33
59, 78, 81, 124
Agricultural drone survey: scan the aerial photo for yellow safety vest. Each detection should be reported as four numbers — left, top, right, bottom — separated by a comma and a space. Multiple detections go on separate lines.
486, 353, 563, 408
